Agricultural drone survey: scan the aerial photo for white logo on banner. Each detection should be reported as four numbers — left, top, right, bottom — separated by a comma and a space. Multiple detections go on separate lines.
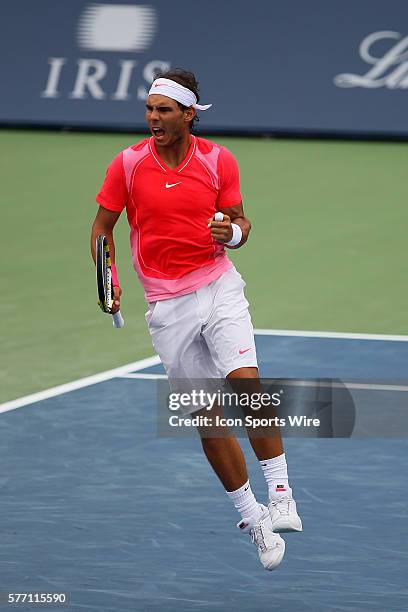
334, 31, 408, 89
77, 3, 157, 52
41, 3, 169, 101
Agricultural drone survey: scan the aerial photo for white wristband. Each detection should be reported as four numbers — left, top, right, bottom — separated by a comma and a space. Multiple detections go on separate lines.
225, 223, 243, 247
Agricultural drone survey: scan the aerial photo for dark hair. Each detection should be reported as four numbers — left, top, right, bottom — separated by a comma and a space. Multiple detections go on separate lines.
154, 68, 200, 132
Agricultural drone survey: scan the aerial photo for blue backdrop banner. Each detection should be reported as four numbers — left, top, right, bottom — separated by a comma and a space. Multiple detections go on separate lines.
1, 0, 408, 135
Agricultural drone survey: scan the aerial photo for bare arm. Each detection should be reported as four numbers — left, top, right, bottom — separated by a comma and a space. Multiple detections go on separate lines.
208, 202, 251, 249
90, 206, 121, 263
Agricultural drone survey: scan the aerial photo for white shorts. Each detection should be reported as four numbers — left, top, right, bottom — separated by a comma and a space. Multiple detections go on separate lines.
145, 267, 258, 384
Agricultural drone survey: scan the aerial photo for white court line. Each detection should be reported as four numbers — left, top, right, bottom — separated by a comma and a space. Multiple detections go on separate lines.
0, 356, 161, 414
273, 380, 408, 393
2, 328, 407, 414
254, 328, 408, 342
119, 373, 167, 380
117, 374, 408, 393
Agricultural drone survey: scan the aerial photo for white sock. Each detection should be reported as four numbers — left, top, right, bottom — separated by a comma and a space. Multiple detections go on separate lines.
226, 480, 263, 522
260, 453, 292, 500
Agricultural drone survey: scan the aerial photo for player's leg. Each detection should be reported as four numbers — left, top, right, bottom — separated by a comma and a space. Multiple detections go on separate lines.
227, 366, 283, 459
202, 267, 302, 533
196, 402, 248, 491
195, 398, 284, 571
196, 402, 271, 542
227, 366, 302, 533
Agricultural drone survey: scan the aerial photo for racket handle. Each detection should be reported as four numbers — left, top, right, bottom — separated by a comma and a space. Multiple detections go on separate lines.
112, 310, 125, 328
214, 212, 224, 221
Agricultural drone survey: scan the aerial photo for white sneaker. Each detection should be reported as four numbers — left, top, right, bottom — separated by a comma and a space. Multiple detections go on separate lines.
237, 504, 285, 571
268, 495, 303, 533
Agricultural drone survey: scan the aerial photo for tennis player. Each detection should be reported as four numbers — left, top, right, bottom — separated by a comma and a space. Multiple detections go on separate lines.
90, 69, 302, 571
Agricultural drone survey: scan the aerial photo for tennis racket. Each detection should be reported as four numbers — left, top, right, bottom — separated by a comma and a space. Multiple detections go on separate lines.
95, 234, 124, 328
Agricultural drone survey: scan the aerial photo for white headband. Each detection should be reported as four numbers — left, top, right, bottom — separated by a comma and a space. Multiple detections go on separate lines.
148, 78, 212, 111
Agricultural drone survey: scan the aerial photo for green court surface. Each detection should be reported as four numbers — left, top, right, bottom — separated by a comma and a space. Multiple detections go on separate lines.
1, 129, 407, 403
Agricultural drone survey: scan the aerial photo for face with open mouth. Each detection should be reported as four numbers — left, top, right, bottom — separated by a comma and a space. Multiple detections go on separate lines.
146, 94, 195, 147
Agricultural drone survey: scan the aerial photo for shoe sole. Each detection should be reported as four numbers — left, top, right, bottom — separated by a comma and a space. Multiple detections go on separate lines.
272, 520, 303, 534
263, 542, 286, 571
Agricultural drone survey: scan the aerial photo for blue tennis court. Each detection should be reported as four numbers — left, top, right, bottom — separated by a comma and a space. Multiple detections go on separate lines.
1, 331, 407, 611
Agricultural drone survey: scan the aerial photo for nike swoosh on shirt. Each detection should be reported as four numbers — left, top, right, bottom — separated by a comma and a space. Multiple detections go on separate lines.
239, 348, 251, 355
165, 182, 182, 188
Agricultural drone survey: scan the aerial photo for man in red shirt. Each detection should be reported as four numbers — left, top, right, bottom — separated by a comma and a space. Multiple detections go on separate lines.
91, 69, 302, 571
